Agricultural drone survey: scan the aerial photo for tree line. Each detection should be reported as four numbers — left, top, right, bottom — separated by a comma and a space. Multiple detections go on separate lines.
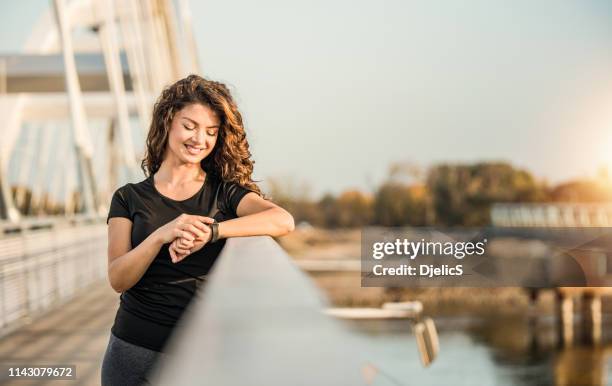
267, 162, 612, 228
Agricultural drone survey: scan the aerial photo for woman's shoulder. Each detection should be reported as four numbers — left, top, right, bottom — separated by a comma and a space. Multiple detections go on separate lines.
112, 177, 152, 198
208, 175, 250, 195
206, 173, 237, 192
214, 177, 258, 214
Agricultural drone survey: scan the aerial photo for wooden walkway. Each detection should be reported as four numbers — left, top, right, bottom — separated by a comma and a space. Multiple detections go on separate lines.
0, 280, 118, 386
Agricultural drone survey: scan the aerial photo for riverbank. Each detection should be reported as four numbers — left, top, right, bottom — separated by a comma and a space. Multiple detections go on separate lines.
277, 227, 601, 316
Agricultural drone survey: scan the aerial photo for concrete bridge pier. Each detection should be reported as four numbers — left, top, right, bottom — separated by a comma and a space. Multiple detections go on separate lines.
556, 290, 575, 347
581, 292, 602, 345
556, 288, 604, 347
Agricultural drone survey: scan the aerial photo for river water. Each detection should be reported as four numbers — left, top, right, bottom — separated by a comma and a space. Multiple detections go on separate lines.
340, 315, 612, 386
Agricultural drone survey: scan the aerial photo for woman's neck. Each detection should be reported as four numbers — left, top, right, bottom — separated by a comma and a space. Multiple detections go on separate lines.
155, 159, 205, 186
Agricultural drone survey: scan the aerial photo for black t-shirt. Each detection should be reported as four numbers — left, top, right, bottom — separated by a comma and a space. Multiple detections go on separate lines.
106, 173, 252, 352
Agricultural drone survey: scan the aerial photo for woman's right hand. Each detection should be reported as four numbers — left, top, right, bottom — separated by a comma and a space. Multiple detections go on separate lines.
153, 214, 214, 245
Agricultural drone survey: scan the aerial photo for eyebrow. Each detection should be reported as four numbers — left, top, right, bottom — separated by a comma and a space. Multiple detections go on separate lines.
182, 117, 219, 129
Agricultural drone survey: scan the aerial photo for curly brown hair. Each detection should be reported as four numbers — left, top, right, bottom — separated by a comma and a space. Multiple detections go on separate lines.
141, 74, 261, 195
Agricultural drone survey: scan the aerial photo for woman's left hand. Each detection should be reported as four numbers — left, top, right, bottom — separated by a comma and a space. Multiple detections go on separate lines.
169, 226, 212, 263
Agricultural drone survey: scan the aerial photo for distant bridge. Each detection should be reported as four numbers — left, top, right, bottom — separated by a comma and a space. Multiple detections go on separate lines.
491, 202, 612, 227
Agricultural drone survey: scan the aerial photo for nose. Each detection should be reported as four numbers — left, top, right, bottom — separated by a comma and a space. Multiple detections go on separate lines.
193, 129, 207, 147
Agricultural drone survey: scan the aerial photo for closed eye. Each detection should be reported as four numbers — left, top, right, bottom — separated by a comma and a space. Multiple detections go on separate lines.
183, 124, 195, 131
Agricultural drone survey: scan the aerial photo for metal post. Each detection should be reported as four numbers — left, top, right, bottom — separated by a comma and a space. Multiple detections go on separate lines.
159, 0, 185, 78
150, 0, 175, 83
107, 118, 119, 203
117, 0, 153, 140
47, 124, 69, 215
14, 124, 37, 212
96, 0, 137, 173
0, 97, 26, 221
28, 123, 53, 215
140, 0, 170, 90
52, 0, 98, 216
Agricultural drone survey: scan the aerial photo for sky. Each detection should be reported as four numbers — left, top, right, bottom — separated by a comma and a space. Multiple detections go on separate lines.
2, 1, 612, 197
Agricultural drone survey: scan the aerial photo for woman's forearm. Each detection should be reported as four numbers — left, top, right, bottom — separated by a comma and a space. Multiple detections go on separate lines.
218, 207, 294, 239
108, 231, 165, 293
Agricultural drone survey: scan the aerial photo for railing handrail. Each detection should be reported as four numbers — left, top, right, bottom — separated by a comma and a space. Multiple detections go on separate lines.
0, 214, 105, 235
152, 236, 368, 386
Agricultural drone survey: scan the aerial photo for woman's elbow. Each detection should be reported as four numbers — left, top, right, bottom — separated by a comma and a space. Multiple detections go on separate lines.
276, 209, 295, 235
108, 274, 125, 293
270, 207, 295, 237
108, 278, 124, 293
107, 266, 127, 293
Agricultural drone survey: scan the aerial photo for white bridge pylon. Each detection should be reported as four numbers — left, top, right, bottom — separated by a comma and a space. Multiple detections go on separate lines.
0, 0, 200, 221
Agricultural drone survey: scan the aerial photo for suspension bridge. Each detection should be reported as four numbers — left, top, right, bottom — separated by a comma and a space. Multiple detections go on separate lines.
0, 2, 426, 385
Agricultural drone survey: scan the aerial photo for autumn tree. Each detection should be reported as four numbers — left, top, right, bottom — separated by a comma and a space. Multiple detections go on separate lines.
426, 162, 547, 226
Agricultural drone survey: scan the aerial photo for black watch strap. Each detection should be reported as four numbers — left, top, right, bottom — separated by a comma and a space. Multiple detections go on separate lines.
210, 221, 220, 243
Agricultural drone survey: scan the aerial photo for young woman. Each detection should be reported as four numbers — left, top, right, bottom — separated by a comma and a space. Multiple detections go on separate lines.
101, 75, 294, 385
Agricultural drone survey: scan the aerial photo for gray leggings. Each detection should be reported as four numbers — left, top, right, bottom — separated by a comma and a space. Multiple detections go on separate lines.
101, 333, 167, 386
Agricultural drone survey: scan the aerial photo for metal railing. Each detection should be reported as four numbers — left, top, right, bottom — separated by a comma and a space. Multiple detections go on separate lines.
0, 216, 107, 335
152, 236, 438, 385
0, 228, 438, 384
152, 236, 369, 385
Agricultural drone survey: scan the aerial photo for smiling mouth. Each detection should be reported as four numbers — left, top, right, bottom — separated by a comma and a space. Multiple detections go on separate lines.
185, 144, 205, 155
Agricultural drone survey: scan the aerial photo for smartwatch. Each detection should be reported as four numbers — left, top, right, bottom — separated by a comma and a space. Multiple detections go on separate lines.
209, 220, 220, 243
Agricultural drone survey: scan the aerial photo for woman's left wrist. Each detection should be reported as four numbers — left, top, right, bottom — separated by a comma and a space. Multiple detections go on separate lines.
209, 221, 220, 243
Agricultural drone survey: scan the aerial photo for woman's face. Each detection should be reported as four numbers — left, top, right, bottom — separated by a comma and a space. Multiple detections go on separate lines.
165, 103, 220, 165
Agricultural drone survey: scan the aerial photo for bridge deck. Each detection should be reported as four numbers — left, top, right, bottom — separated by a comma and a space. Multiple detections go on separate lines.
0, 280, 118, 386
